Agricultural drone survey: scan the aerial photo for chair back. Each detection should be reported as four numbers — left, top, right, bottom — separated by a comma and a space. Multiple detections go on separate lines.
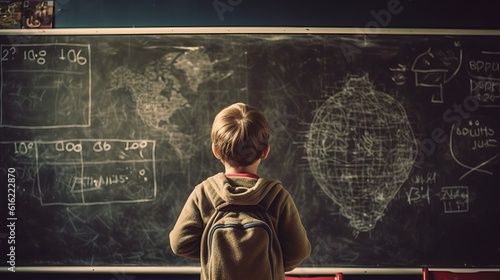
422, 268, 500, 280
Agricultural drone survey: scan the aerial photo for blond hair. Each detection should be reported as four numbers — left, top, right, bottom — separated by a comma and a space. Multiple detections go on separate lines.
211, 103, 270, 167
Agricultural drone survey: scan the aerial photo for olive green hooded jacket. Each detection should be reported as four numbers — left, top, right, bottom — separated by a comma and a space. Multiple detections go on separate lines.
169, 173, 311, 280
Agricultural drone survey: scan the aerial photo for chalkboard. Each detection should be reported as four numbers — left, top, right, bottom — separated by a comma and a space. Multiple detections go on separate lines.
1, 30, 499, 268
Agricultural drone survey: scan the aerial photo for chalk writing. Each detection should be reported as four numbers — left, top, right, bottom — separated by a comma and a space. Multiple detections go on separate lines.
405, 171, 436, 205
406, 186, 430, 205
440, 186, 469, 213
450, 118, 499, 180
0, 43, 91, 128
0, 32, 499, 267
34, 139, 157, 206
467, 51, 500, 107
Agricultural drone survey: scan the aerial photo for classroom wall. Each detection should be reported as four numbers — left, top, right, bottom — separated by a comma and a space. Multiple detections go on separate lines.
53, 0, 500, 29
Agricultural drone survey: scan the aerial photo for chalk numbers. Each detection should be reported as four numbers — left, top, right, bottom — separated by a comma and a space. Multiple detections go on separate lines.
1, 46, 19, 62
125, 141, 148, 151
1, 47, 48, 65
93, 141, 149, 152
58, 48, 88, 66
23, 49, 47, 65
1, 46, 88, 66
48, 140, 150, 153
93, 141, 111, 152
49, 140, 149, 153
13, 142, 34, 155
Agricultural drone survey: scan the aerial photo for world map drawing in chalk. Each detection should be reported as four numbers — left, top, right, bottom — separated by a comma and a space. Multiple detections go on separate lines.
109, 48, 214, 159
305, 75, 417, 232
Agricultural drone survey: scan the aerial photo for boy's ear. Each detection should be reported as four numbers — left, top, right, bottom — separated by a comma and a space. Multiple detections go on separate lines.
260, 144, 271, 160
212, 143, 222, 160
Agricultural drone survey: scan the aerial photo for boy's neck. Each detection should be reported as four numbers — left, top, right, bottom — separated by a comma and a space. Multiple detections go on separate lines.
224, 159, 260, 176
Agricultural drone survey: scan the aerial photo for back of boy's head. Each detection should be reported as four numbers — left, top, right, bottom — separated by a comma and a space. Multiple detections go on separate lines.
211, 103, 270, 167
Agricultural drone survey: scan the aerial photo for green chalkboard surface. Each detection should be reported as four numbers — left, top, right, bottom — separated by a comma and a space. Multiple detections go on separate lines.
1, 29, 499, 268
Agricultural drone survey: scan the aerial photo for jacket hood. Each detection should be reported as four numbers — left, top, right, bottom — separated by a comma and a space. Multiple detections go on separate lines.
204, 173, 282, 209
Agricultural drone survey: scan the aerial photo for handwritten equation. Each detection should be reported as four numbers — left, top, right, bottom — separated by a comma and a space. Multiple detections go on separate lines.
0, 43, 91, 128
405, 172, 470, 214
440, 186, 469, 213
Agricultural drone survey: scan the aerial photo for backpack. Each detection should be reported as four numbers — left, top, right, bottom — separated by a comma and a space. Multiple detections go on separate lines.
204, 202, 276, 280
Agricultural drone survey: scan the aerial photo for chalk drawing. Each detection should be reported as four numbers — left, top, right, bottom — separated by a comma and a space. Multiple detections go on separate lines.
411, 45, 462, 103
109, 47, 214, 159
305, 75, 417, 232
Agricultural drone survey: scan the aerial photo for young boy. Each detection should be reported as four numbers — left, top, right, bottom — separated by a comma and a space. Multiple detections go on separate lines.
169, 103, 311, 280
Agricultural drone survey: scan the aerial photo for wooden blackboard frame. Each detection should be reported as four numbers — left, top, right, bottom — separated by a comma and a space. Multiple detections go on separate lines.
1, 27, 500, 274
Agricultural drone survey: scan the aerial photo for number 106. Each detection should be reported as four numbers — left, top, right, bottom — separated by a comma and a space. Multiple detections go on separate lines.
59, 48, 88, 66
